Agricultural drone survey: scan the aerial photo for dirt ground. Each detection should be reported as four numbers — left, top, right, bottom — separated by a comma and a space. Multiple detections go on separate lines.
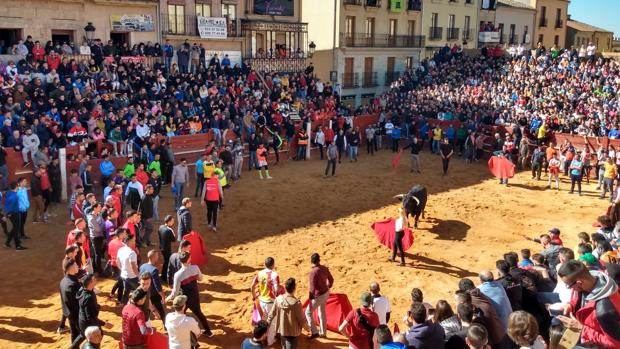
0, 148, 607, 349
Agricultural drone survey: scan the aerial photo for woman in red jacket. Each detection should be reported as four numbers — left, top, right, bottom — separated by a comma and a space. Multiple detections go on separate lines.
32, 41, 46, 62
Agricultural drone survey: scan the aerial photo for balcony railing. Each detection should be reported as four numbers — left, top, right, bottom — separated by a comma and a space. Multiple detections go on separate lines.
342, 33, 425, 47
555, 19, 563, 28
245, 58, 307, 73
429, 27, 443, 41
365, 0, 382, 7
463, 28, 473, 40
342, 73, 360, 89
385, 71, 401, 86
362, 72, 378, 87
161, 14, 239, 37
447, 28, 460, 40
344, 0, 362, 5
539, 18, 548, 27
407, 0, 422, 11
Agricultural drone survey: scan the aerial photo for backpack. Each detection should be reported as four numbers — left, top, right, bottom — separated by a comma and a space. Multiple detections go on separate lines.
356, 308, 376, 349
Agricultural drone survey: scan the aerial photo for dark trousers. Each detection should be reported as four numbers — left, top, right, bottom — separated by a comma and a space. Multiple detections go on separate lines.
273, 147, 280, 163
194, 174, 205, 197
161, 250, 171, 283
325, 159, 336, 176
186, 292, 210, 331
206, 200, 219, 227
150, 292, 166, 321
337, 147, 344, 163
68, 315, 82, 349
317, 144, 324, 160
367, 140, 374, 155
564, 160, 572, 176
111, 267, 124, 303
6, 212, 21, 248
392, 138, 399, 152
281, 336, 298, 349
19, 211, 27, 237
532, 163, 542, 179
570, 174, 582, 194
91, 236, 104, 273
121, 277, 139, 304
442, 158, 450, 174
392, 230, 405, 264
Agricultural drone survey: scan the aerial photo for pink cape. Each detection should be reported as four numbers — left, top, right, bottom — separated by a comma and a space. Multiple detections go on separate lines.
488, 156, 515, 179
182, 231, 208, 266
371, 218, 415, 251
302, 293, 353, 333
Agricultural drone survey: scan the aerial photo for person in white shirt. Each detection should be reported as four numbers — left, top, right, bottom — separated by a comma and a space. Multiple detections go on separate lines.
125, 175, 145, 199
369, 282, 391, 325
586, 42, 597, 60
135, 119, 151, 143
391, 208, 408, 265
166, 295, 202, 349
117, 234, 139, 304
384, 121, 394, 150
314, 126, 326, 160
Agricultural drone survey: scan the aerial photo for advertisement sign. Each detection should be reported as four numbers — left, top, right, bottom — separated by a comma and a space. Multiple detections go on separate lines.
197, 17, 228, 39
205, 50, 242, 66
254, 0, 294, 16
110, 15, 154, 32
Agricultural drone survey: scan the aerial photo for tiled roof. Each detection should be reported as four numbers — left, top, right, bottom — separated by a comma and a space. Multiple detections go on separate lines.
567, 19, 612, 33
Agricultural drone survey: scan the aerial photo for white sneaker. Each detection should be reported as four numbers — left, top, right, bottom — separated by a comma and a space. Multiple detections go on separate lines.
266, 175, 273, 179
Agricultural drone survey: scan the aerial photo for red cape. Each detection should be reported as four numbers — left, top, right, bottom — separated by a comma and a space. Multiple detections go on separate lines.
392, 151, 402, 168
119, 332, 169, 349
488, 156, 515, 179
302, 293, 353, 333
182, 231, 208, 266
371, 218, 415, 251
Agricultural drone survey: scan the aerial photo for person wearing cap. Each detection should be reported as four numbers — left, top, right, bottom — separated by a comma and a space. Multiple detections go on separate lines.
338, 292, 380, 349
166, 295, 202, 349
166, 251, 213, 337
121, 288, 154, 348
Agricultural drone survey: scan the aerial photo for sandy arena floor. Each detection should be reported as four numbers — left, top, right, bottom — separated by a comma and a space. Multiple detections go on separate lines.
0, 149, 607, 348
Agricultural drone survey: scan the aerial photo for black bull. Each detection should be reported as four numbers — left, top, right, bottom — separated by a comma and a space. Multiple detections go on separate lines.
394, 185, 427, 228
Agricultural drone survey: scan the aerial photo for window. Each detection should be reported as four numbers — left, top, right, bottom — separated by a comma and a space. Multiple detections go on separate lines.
554, 35, 559, 46
523, 25, 529, 43
222, 4, 236, 20
389, 19, 397, 36
538, 34, 544, 45
168, 4, 185, 35
464, 15, 470, 31
196, 4, 211, 17
449, 15, 455, 29
498, 23, 504, 42
406, 56, 414, 69
509, 24, 515, 43
540, 6, 547, 26
431, 13, 438, 28
365, 17, 375, 37
407, 20, 416, 36
555, 8, 562, 27
346, 16, 356, 38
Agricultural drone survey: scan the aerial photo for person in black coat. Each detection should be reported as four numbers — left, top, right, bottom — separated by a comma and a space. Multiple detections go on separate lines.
49, 158, 62, 203
176, 198, 192, 241
72, 273, 107, 349
60, 258, 81, 345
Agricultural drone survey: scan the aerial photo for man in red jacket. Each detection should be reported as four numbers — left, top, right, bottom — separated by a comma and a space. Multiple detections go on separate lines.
558, 260, 620, 348
305, 253, 334, 339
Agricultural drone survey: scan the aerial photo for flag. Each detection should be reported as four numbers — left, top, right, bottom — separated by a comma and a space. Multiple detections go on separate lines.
392, 151, 402, 168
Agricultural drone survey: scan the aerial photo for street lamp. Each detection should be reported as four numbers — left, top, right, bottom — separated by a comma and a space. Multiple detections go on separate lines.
308, 41, 316, 58
84, 22, 96, 45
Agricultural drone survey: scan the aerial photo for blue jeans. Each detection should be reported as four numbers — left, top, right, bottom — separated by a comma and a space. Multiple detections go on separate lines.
348, 146, 358, 160
432, 140, 440, 154
297, 145, 306, 160
174, 182, 184, 210
249, 151, 258, 170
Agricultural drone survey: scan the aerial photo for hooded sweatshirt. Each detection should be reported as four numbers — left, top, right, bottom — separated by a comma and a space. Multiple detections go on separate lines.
267, 293, 307, 337
405, 320, 445, 349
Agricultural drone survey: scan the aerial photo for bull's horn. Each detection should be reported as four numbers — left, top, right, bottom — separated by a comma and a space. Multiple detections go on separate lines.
411, 196, 420, 205
393, 194, 405, 200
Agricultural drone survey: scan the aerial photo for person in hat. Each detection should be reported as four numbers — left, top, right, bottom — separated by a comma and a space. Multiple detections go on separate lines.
166, 295, 202, 349
338, 292, 380, 349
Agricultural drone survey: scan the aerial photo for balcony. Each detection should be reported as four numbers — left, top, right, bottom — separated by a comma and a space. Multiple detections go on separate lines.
463, 28, 473, 40
385, 71, 401, 86
539, 18, 548, 27
161, 14, 239, 37
244, 58, 307, 73
407, 0, 422, 11
429, 27, 443, 41
555, 19, 563, 28
344, 0, 362, 5
478, 31, 500, 43
342, 33, 425, 47
342, 73, 360, 89
362, 72, 378, 87
365, 0, 382, 7
447, 28, 460, 40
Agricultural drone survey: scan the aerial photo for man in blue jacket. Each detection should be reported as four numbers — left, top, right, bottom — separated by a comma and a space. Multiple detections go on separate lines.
16, 177, 30, 240
5, 181, 26, 250
99, 154, 115, 191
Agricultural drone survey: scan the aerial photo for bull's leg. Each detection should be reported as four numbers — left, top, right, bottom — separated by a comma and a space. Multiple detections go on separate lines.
414, 214, 419, 229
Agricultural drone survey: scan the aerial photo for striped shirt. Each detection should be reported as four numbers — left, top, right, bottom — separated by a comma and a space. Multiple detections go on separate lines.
169, 265, 202, 298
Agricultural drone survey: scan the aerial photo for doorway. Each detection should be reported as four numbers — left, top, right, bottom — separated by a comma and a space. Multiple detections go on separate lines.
110, 32, 130, 46
0, 28, 22, 51
51, 29, 75, 45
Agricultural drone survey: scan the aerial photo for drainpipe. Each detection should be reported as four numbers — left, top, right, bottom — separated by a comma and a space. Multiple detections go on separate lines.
332, 0, 337, 75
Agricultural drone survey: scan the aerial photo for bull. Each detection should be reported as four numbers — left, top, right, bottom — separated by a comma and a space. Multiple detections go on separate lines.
394, 185, 427, 228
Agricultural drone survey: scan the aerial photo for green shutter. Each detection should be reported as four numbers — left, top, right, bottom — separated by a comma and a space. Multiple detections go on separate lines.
390, 0, 403, 12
